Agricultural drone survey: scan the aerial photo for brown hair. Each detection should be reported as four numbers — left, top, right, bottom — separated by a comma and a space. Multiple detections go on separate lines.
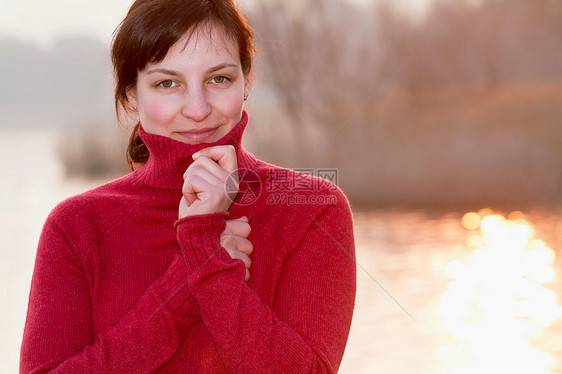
111, 0, 255, 169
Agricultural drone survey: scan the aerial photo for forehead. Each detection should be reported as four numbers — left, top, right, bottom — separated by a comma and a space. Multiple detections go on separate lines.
166, 23, 240, 63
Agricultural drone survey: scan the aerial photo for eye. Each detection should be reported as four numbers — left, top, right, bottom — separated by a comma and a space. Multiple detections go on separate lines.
210, 76, 230, 84
157, 80, 177, 88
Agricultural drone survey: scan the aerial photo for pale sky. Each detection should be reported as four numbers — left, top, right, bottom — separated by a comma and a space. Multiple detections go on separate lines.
0, 0, 135, 47
0, 0, 432, 47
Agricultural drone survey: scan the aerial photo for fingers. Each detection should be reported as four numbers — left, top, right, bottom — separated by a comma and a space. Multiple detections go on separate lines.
221, 216, 253, 281
179, 146, 239, 217
182, 167, 229, 207
220, 233, 253, 256
221, 234, 253, 281
222, 240, 252, 268
193, 145, 238, 174
224, 217, 251, 238
183, 156, 232, 184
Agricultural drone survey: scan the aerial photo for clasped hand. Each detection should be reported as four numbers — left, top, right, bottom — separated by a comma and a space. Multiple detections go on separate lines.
178, 145, 253, 280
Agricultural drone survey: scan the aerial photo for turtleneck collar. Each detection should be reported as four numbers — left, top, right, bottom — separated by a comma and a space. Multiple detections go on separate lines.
135, 110, 254, 189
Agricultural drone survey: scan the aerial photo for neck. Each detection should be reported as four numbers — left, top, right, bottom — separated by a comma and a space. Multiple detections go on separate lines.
135, 111, 254, 189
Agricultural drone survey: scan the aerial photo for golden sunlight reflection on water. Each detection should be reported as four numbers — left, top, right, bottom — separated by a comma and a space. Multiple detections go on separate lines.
439, 210, 561, 374
342, 209, 562, 374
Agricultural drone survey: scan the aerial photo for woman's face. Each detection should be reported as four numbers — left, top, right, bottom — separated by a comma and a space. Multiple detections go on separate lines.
128, 24, 250, 144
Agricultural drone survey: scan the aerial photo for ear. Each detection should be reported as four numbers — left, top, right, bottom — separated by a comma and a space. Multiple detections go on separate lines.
243, 76, 253, 99
126, 88, 137, 110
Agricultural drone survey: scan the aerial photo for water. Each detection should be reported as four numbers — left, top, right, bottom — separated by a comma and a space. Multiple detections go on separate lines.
342, 209, 562, 373
1, 129, 561, 373
0, 129, 100, 372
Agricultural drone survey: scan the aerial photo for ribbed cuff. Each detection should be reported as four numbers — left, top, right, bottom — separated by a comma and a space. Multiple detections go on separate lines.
174, 213, 231, 273
150, 253, 198, 321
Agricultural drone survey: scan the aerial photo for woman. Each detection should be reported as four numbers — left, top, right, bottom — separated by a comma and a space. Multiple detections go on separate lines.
20, 0, 356, 372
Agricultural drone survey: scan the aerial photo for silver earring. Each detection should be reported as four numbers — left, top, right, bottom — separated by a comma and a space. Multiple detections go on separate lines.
132, 105, 137, 111
243, 95, 248, 101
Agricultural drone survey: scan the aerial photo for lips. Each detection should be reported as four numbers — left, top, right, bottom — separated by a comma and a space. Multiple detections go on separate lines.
176, 126, 220, 142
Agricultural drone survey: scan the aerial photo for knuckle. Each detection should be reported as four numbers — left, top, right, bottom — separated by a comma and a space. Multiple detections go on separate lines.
198, 156, 211, 165
190, 165, 204, 174
186, 161, 199, 172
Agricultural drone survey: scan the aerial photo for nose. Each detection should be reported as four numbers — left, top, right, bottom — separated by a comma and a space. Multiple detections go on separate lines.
181, 88, 212, 122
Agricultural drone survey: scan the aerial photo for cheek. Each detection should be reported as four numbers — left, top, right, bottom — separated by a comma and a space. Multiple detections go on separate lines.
142, 99, 177, 132
213, 94, 244, 120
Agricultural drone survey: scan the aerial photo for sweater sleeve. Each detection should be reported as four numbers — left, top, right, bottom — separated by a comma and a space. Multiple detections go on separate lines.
175, 200, 357, 373
20, 214, 200, 373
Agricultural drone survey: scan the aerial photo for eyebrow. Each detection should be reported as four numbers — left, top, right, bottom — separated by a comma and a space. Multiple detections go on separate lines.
146, 63, 239, 76
146, 68, 180, 76
207, 63, 238, 74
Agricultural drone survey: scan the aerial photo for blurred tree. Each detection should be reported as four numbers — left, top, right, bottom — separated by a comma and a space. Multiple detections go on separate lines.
250, 0, 383, 162
246, 0, 562, 207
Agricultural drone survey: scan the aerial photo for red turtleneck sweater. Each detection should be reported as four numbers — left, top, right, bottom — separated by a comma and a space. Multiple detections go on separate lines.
20, 112, 356, 373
